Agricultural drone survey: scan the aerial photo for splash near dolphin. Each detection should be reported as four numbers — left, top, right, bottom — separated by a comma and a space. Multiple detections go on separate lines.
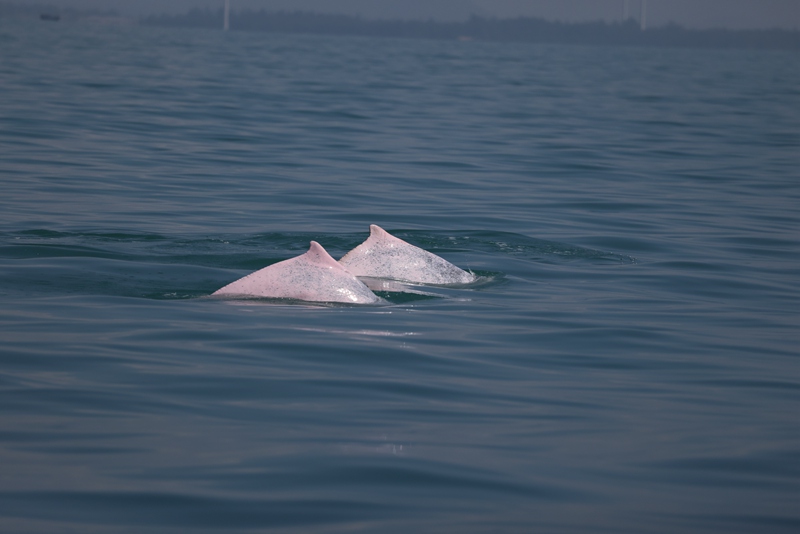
213, 226, 474, 303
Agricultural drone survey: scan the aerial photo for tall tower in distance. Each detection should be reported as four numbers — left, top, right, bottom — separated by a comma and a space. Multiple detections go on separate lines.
641, 0, 647, 30
223, 0, 230, 31
622, 0, 645, 30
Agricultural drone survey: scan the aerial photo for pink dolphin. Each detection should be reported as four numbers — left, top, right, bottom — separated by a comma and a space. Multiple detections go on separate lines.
339, 225, 475, 285
213, 241, 380, 304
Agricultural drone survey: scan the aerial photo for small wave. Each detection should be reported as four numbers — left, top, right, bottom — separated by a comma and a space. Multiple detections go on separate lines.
0, 228, 624, 301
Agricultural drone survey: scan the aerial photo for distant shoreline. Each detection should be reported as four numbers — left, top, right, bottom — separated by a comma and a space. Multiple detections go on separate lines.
2, 1, 797, 50
0, 1, 123, 21
139, 9, 800, 50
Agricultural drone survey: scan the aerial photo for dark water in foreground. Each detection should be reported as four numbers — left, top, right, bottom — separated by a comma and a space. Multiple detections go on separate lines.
1, 19, 799, 533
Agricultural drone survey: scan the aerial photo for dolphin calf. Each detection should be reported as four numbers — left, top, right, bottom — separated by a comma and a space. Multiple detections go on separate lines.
213, 241, 381, 304
339, 225, 475, 285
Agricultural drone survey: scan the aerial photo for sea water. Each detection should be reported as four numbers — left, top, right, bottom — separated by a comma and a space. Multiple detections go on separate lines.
1, 18, 799, 533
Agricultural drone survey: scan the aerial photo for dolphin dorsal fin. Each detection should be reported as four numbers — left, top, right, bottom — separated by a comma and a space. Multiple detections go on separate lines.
370, 224, 390, 239
306, 241, 348, 270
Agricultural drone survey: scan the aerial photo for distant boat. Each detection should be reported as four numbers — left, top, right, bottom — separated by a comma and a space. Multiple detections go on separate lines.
40, 14, 60, 22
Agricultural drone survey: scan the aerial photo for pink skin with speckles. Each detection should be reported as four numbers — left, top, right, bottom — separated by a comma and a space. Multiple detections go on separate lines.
339, 225, 475, 285
213, 241, 380, 304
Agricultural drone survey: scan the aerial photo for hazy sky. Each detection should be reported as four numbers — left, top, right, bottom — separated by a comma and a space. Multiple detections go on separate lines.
14, 0, 800, 29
